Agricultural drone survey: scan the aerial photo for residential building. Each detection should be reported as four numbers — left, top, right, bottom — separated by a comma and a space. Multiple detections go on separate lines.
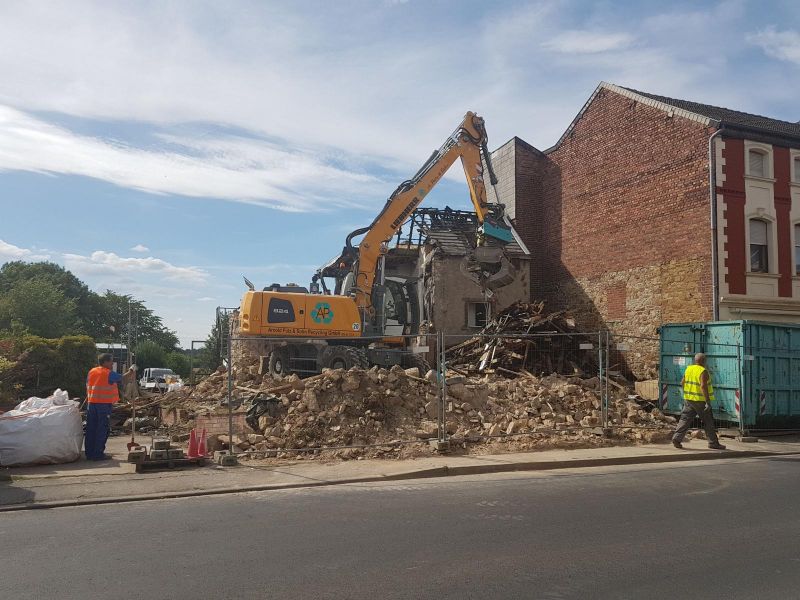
490, 82, 800, 375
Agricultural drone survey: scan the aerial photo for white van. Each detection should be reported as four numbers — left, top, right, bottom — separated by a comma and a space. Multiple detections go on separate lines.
138, 368, 182, 392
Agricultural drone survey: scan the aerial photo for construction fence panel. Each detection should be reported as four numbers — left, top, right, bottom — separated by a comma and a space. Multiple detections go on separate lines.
605, 334, 689, 439
217, 332, 447, 460
441, 331, 608, 448
662, 334, 800, 435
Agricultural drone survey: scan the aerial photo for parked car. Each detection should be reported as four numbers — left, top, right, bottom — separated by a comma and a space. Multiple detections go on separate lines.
139, 368, 183, 392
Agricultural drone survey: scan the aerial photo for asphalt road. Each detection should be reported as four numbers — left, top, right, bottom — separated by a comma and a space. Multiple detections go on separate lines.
2, 456, 800, 599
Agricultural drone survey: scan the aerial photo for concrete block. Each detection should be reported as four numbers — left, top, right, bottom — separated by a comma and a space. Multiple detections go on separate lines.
152, 438, 171, 451
149, 449, 170, 460
168, 448, 185, 459
127, 448, 147, 464
634, 380, 659, 401
738, 436, 759, 443
214, 450, 238, 466
428, 439, 450, 453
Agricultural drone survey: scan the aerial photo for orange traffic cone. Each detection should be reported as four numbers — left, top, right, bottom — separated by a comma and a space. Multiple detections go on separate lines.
197, 428, 208, 457
187, 428, 199, 458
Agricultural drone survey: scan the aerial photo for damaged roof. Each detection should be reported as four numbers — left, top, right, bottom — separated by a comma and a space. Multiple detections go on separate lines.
423, 227, 528, 257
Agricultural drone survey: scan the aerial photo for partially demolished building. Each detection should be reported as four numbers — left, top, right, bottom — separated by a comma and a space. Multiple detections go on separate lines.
386, 207, 530, 341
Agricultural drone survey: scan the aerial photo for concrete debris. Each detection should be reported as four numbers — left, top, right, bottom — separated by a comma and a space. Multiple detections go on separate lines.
131, 358, 677, 462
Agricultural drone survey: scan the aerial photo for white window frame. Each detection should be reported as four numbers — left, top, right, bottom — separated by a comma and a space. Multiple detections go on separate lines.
744, 141, 774, 180
466, 301, 490, 329
746, 216, 774, 274
794, 221, 800, 277
791, 150, 800, 184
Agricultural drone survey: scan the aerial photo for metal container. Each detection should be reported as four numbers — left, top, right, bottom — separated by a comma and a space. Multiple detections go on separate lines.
659, 321, 800, 432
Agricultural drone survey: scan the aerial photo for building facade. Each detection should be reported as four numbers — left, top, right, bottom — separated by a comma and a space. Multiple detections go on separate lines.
491, 82, 800, 375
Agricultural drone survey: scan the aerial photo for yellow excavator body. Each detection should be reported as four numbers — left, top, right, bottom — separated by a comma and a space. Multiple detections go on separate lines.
240, 290, 362, 338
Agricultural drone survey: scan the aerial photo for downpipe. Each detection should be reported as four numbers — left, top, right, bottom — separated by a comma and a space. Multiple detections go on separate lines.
708, 127, 723, 321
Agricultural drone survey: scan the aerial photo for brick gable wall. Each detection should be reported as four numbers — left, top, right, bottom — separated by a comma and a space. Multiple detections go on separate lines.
515, 88, 715, 376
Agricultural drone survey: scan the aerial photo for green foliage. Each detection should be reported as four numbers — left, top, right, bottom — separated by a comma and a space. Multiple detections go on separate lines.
0, 334, 96, 402
165, 351, 191, 379
198, 312, 229, 372
0, 277, 79, 338
0, 262, 180, 350
134, 340, 168, 373
101, 291, 180, 350
0, 261, 105, 337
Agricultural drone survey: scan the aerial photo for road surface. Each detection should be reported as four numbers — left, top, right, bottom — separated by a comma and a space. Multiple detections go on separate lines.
2, 456, 799, 599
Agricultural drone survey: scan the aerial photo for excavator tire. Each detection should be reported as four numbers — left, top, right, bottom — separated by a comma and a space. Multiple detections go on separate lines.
268, 348, 290, 380
322, 345, 369, 371
402, 353, 431, 378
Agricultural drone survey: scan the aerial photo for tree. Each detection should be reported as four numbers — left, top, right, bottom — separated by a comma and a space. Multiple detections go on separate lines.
0, 277, 79, 338
0, 261, 105, 337
133, 340, 167, 373
165, 352, 190, 378
99, 291, 179, 350
199, 312, 229, 372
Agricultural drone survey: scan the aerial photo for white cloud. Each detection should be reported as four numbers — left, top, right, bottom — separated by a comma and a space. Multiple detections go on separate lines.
0, 0, 781, 195
748, 27, 800, 66
63, 251, 208, 285
0, 106, 384, 212
0, 239, 49, 262
130, 244, 150, 253
197, 296, 216, 302
542, 30, 635, 54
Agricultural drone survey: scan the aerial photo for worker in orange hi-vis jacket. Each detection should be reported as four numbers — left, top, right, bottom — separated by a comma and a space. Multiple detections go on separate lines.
84, 353, 126, 461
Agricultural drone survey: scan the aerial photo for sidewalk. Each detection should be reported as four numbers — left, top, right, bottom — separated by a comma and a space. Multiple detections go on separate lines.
2, 435, 799, 511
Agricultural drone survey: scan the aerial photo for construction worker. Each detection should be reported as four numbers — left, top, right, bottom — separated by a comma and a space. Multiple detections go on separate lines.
85, 353, 123, 461
672, 353, 726, 450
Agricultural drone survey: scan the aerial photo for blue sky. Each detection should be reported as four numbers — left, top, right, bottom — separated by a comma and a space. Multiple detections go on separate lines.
1, 0, 799, 346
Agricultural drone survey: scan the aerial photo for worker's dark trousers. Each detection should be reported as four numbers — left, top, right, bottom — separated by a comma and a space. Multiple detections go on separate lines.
85, 403, 113, 460
672, 401, 719, 445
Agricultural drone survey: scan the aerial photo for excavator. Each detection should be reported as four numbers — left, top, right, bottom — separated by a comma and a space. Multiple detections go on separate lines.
238, 111, 515, 378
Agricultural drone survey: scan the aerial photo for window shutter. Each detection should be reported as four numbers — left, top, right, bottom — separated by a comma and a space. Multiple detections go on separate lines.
794, 157, 800, 182
750, 219, 768, 245
749, 150, 765, 177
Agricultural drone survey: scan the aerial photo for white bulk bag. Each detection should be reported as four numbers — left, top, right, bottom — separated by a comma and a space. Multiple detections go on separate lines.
0, 389, 83, 466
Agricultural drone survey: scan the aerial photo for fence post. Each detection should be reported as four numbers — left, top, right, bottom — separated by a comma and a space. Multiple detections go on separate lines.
598, 331, 606, 429
438, 330, 448, 445
227, 335, 234, 456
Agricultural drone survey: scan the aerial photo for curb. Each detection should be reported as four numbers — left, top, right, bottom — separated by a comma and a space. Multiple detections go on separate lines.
1, 449, 797, 513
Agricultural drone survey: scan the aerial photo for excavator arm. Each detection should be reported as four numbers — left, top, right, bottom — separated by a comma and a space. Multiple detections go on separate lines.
344, 111, 510, 316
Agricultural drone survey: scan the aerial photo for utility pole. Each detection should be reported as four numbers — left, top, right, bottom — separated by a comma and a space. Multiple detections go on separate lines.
127, 301, 134, 370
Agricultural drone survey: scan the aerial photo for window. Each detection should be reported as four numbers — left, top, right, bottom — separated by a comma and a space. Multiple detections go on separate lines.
748, 150, 766, 178
794, 157, 800, 182
750, 219, 769, 273
467, 302, 489, 328
796, 224, 800, 275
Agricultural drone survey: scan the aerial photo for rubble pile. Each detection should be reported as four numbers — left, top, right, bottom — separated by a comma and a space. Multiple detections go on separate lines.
157, 365, 677, 460
446, 301, 596, 376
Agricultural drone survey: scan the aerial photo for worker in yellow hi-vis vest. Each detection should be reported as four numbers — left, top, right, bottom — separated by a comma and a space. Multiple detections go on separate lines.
672, 353, 726, 450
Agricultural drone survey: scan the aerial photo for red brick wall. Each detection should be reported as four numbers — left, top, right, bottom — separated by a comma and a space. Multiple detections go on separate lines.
774, 146, 793, 296
516, 88, 715, 372
606, 283, 627, 320
720, 138, 747, 294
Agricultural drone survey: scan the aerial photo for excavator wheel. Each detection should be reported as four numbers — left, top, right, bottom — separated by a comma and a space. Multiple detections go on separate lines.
402, 354, 431, 378
268, 348, 290, 380
322, 346, 369, 371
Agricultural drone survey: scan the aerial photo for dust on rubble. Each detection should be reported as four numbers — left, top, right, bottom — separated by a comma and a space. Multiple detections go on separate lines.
120, 355, 677, 464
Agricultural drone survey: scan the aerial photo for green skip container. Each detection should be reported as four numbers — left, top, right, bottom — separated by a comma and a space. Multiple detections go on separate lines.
659, 321, 800, 432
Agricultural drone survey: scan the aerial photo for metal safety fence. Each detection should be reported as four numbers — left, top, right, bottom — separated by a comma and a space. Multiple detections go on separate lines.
184, 315, 800, 463
612, 331, 800, 436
